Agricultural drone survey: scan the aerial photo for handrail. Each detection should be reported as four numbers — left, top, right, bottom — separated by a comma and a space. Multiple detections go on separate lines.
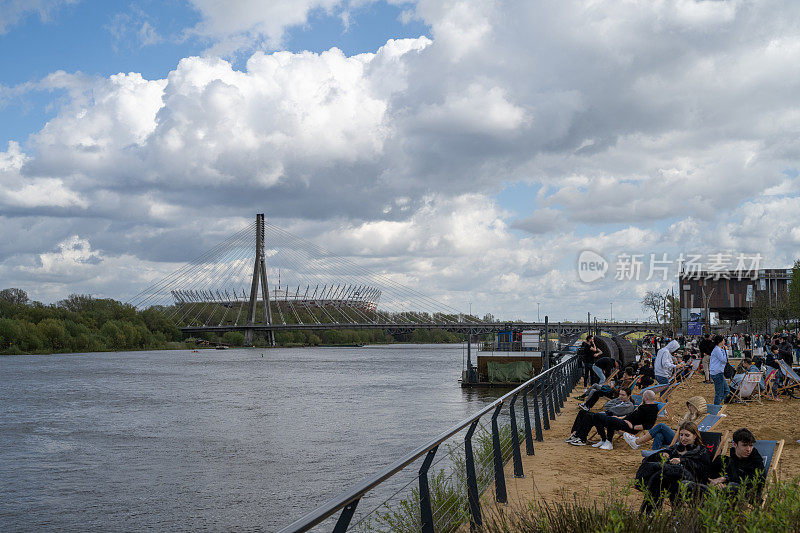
277, 354, 578, 533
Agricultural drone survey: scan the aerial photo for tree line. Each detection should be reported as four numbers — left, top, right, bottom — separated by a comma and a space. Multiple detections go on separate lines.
0, 289, 183, 355
0, 288, 470, 355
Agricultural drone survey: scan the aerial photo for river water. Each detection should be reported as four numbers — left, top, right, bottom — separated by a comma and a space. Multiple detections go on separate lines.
0, 345, 506, 532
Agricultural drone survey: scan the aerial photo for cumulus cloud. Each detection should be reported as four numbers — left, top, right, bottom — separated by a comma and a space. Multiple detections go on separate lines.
185, 0, 343, 54
3, 0, 800, 322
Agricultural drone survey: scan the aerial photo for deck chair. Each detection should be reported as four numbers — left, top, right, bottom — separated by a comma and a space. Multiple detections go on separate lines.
661, 380, 681, 402
730, 371, 763, 404
656, 401, 668, 418
775, 360, 800, 397
632, 394, 642, 406
697, 414, 723, 432
601, 368, 619, 386
755, 439, 785, 507
763, 368, 781, 400
641, 383, 670, 398
705, 403, 726, 416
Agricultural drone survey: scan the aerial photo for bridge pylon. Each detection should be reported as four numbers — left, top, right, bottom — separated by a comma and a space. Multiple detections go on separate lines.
246, 213, 275, 346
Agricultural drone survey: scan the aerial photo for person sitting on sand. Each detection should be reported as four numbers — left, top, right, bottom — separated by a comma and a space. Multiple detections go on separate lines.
590, 389, 660, 450
623, 395, 707, 450
686, 428, 766, 502
566, 388, 634, 445
635, 421, 711, 514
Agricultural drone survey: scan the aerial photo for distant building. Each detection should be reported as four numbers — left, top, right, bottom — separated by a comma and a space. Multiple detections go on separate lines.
679, 268, 792, 326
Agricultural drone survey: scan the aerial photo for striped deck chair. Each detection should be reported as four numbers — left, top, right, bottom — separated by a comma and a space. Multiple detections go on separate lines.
730, 371, 763, 404
763, 368, 781, 400
697, 413, 723, 431
775, 360, 800, 397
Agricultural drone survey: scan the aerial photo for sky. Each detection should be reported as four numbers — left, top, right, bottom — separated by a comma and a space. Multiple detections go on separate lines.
1, 0, 799, 322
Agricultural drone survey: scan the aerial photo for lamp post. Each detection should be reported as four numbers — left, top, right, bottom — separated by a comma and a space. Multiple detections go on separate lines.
610, 302, 613, 322
537, 302, 540, 322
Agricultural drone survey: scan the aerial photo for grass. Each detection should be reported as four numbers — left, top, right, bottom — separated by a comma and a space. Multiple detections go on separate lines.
478, 479, 800, 532
354, 420, 525, 532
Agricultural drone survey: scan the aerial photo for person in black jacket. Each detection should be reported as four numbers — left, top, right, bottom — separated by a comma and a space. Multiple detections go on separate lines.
699, 333, 715, 383
635, 421, 711, 513
709, 428, 766, 498
580, 335, 602, 386
779, 334, 794, 367
637, 358, 655, 389
592, 390, 660, 450
566, 388, 634, 445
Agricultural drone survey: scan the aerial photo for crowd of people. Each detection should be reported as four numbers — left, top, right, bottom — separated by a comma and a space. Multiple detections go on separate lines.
566, 331, 786, 513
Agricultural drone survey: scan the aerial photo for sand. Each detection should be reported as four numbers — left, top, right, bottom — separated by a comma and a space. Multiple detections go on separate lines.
480, 372, 799, 516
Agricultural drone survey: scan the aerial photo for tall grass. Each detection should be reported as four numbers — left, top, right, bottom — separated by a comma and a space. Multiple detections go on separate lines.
478, 479, 800, 532
354, 420, 525, 532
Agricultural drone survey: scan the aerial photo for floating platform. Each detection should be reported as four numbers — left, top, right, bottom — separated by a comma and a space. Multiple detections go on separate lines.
461, 353, 544, 388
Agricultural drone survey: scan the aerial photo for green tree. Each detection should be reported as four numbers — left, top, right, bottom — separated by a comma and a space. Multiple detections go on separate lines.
0, 288, 28, 305
37, 318, 69, 352
222, 331, 246, 346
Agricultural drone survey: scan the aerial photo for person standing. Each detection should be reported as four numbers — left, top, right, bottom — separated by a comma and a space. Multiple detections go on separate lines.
580, 335, 601, 387
709, 335, 730, 405
699, 333, 714, 384
654, 340, 682, 385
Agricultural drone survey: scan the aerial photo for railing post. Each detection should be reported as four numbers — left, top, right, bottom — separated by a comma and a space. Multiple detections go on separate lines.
548, 372, 557, 420
533, 380, 545, 440
464, 420, 482, 528
558, 366, 566, 409
418, 446, 438, 533
540, 377, 551, 430
491, 403, 507, 503
553, 370, 562, 414
332, 499, 360, 533
522, 387, 534, 455
509, 393, 524, 477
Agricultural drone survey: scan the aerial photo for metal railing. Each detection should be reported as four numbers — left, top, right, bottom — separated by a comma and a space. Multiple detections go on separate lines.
277, 354, 581, 533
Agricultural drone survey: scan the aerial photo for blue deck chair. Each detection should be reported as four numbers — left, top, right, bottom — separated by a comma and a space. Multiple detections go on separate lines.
697, 414, 723, 431
754, 439, 785, 505
705, 403, 725, 416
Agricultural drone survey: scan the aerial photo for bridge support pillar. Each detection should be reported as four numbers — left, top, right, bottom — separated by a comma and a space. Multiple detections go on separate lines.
246, 213, 275, 346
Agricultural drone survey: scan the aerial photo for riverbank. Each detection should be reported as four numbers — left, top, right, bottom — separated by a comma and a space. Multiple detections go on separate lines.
480, 371, 799, 519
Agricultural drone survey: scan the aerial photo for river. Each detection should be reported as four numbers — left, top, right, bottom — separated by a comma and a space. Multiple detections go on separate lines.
0, 345, 506, 532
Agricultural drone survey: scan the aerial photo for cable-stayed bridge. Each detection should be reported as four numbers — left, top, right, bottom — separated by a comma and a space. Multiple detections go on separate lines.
128, 214, 660, 344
